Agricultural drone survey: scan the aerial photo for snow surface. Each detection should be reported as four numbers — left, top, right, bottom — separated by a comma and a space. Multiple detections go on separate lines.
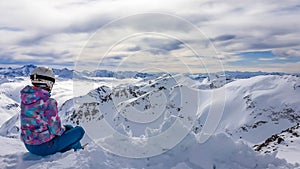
0, 66, 300, 168
0, 133, 298, 169
254, 124, 300, 164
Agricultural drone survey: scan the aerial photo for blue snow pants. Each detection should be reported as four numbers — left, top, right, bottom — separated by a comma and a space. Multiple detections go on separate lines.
24, 125, 85, 156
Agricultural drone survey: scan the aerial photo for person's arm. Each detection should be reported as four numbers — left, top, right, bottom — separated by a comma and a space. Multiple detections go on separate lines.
44, 98, 65, 136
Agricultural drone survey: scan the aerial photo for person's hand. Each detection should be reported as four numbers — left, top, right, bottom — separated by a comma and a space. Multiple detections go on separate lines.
63, 124, 73, 131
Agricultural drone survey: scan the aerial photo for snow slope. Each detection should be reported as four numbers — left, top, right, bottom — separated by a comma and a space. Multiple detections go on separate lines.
254, 123, 300, 164
0, 133, 297, 169
0, 69, 300, 168
217, 75, 300, 140
0, 78, 24, 125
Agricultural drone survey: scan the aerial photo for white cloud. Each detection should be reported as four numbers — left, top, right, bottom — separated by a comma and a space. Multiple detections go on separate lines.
0, 0, 300, 72
273, 48, 300, 59
278, 62, 300, 73
258, 58, 275, 61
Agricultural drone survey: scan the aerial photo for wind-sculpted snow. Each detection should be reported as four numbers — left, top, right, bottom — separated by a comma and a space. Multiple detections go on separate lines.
1, 132, 297, 169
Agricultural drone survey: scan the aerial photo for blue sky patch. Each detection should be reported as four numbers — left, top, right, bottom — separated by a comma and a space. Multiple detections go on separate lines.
228, 51, 300, 67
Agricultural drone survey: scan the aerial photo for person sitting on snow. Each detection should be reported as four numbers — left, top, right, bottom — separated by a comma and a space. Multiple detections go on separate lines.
20, 66, 85, 156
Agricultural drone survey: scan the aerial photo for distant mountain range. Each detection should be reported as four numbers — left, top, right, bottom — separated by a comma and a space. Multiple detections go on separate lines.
0, 64, 298, 81
0, 65, 157, 80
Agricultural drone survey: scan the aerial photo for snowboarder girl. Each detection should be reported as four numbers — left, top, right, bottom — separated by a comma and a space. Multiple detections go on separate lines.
20, 66, 85, 156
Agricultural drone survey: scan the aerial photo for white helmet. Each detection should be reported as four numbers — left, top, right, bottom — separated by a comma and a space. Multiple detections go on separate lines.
30, 66, 55, 91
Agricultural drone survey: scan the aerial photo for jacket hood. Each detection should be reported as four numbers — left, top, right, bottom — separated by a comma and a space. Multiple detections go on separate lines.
20, 85, 50, 105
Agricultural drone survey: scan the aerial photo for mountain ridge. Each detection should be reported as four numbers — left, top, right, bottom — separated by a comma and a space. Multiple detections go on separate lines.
1, 64, 299, 81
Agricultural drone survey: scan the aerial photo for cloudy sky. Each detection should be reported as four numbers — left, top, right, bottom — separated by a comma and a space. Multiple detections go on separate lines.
1, 0, 300, 73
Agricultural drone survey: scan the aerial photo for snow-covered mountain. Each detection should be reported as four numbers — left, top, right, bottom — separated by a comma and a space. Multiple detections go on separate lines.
0, 65, 300, 168
0, 77, 24, 126
0, 65, 36, 78
58, 74, 300, 162
254, 123, 300, 163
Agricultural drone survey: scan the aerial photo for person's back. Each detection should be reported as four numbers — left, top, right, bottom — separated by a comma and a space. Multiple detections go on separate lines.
20, 85, 64, 145
20, 66, 85, 156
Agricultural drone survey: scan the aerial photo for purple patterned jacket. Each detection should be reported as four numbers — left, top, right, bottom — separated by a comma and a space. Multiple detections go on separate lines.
20, 85, 65, 145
